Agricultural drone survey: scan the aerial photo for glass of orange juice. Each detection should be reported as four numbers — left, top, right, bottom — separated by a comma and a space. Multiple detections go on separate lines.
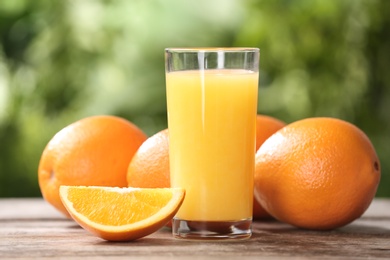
165, 48, 259, 240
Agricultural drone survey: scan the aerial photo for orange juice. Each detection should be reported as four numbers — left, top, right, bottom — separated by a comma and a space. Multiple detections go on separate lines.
166, 69, 258, 221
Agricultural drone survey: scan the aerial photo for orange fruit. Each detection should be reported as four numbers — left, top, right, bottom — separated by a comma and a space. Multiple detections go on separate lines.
59, 186, 185, 241
255, 115, 287, 151
38, 115, 147, 217
127, 129, 170, 188
254, 117, 381, 230
254, 115, 286, 219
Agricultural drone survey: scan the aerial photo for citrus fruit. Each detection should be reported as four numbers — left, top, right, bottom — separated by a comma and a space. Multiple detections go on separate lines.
59, 186, 185, 241
127, 129, 170, 188
255, 115, 286, 151
38, 115, 147, 217
253, 115, 286, 219
254, 117, 381, 230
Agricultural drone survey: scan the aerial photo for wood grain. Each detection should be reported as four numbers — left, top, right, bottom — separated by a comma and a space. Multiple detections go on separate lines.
1, 198, 390, 259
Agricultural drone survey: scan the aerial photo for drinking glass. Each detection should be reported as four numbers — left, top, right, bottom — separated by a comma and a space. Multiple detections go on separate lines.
165, 48, 259, 240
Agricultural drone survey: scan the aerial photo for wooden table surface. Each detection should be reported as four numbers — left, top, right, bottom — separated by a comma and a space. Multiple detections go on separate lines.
1, 198, 389, 259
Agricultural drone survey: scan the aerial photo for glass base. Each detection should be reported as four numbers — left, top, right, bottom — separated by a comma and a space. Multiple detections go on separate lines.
172, 218, 252, 241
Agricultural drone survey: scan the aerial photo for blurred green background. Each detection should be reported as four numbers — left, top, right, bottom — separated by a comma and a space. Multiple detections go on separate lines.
0, 0, 389, 198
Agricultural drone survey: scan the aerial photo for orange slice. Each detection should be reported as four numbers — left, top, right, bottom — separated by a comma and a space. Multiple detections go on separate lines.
59, 186, 185, 241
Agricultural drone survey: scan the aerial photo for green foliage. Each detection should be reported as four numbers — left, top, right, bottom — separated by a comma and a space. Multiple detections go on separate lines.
0, 0, 389, 197
235, 0, 390, 196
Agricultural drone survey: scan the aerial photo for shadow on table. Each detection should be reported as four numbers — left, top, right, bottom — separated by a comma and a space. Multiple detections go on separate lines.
251, 218, 390, 237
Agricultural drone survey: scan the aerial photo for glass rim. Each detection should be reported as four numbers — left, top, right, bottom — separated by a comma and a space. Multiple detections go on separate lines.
165, 47, 259, 53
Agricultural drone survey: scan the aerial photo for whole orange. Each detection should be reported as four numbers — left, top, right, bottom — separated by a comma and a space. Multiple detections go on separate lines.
254, 117, 381, 230
38, 115, 148, 217
127, 129, 170, 188
254, 115, 286, 219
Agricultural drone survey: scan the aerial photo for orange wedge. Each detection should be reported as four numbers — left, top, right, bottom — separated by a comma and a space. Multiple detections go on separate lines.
59, 186, 185, 241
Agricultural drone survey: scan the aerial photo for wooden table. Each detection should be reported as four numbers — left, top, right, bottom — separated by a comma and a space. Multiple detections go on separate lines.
1, 198, 389, 259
